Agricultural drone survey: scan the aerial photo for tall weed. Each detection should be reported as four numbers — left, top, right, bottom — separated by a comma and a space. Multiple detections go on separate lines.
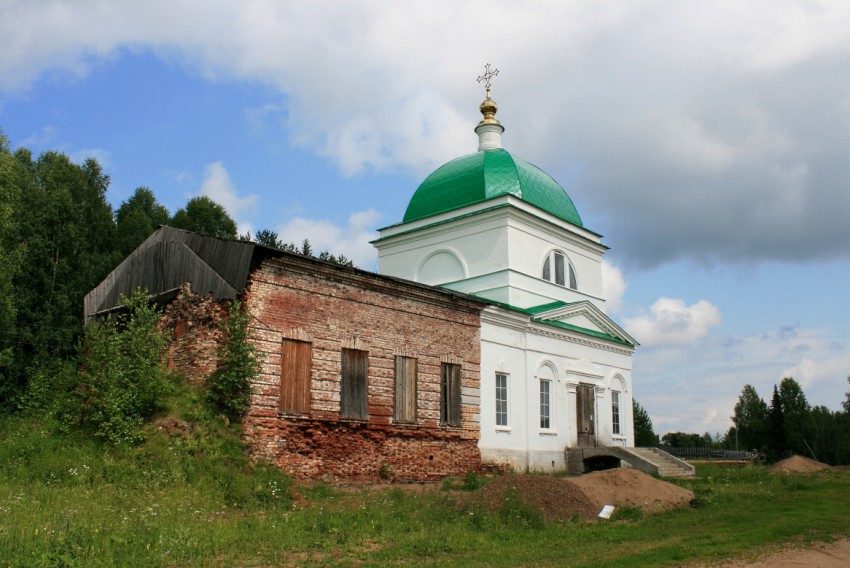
70, 290, 173, 445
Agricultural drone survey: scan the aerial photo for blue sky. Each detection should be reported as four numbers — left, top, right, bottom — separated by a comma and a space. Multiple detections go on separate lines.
3, 1, 849, 437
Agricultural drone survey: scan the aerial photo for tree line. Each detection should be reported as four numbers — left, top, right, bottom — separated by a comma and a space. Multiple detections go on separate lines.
634, 377, 850, 465
0, 131, 347, 411
5, 130, 847, 464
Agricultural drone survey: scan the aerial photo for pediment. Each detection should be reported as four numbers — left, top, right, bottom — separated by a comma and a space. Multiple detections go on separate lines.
531, 300, 638, 347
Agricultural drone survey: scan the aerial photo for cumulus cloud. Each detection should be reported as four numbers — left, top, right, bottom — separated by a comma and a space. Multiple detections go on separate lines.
2, 1, 850, 267
275, 209, 383, 268
635, 325, 850, 436
601, 260, 626, 314
623, 297, 722, 347
196, 161, 258, 236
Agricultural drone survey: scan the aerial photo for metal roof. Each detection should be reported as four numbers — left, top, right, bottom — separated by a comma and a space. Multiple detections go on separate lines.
403, 148, 583, 227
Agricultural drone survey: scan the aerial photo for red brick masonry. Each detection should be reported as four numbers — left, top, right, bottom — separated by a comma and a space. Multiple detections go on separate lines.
164, 252, 485, 481
161, 283, 225, 383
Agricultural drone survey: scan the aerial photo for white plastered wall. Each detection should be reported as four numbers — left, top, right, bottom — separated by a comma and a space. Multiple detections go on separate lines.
478, 309, 634, 472
375, 199, 608, 311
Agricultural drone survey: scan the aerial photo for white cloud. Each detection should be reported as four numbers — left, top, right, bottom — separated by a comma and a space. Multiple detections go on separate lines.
196, 161, 258, 236
623, 297, 722, 347
275, 209, 383, 269
19, 125, 57, 148
635, 325, 850, 436
69, 147, 112, 169
2, 1, 846, 266
3, 1, 850, 265
171, 170, 193, 185
601, 260, 626, 314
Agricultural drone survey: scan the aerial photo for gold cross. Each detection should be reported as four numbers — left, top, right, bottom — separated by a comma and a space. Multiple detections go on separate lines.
477, 63, 499, 97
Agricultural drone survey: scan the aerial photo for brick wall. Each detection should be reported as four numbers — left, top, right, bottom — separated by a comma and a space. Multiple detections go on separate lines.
242, 253, 485, 481
160, 283, 226, 383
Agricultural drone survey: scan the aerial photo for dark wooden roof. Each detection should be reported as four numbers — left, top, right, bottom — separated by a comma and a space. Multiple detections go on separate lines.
85, 225, 489, 323
84, 226, 255, 321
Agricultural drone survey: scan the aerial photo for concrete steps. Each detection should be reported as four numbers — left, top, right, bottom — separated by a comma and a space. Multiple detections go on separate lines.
625, 447, 696, 478
566, 446, 696, 478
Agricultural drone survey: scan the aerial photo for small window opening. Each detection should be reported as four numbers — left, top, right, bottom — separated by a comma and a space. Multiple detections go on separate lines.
542, 250, 577, 290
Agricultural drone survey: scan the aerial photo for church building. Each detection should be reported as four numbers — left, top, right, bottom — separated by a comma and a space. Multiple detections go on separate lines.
374, 72, 638, 471
85, 70, 648, 479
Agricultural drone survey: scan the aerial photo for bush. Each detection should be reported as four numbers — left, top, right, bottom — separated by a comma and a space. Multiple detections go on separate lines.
71, 290, 172, 445
206, 300, 259, 422
17, 356, 77, 413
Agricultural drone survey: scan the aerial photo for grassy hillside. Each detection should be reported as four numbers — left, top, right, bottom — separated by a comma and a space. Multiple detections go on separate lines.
2, 384, 849, 567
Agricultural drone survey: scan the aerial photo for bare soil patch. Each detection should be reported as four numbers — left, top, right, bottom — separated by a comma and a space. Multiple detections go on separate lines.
707, 539, 850, 567
461, 474, 599, 522
461, 468, 695, 521
567, 468, 695, 513
769, 455, 833, 474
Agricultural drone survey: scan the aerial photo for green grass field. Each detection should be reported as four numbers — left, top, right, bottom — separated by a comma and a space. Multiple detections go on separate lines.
2, 388, 849, 567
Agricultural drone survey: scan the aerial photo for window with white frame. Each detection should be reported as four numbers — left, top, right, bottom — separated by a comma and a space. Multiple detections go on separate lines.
612, 390, 622, 435
542, 250, 577, 290
539, 379, 551, 429
495, 373, 508, 427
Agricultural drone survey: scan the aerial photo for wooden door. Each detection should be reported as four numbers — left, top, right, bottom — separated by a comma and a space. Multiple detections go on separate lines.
576, 383, 596, 448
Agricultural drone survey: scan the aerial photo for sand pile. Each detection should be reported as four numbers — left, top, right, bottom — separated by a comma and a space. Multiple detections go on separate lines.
463, 468, 695, 521
466, 474, 599, 522
567, 468, 695, 514
769, 455, 833, 474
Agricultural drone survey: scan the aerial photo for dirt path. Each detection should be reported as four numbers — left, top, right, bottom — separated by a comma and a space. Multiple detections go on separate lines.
714, 539, 850, 567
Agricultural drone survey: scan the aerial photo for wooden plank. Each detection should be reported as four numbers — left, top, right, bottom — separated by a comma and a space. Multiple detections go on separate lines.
577, 384, 596, 448
341, 348, 368, 418
280, 339, 311, 413
440, 363, 461, 426
84, 226, 253, 321
394, 356, 417, 422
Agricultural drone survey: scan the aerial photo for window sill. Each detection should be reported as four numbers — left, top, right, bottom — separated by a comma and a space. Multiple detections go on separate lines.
337, 416, 370, 424
277, 411, 311, 419
539, 429, 558, 436
495, 426, 512, 433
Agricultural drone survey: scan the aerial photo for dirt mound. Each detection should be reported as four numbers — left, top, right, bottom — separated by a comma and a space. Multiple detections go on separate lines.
770, 455, 833, 474
461, 469, 695, 522
567, 468, 695, 514
463, 474, 598, 522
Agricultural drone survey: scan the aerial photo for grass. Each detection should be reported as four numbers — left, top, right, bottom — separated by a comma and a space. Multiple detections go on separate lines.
2, 386, 849, 566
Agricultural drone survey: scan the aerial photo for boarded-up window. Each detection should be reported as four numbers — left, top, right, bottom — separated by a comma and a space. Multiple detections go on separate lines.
394, 356, 417, 422
341, 348, 368, 418
279, 339, 312, 413
440, 362, 461, 426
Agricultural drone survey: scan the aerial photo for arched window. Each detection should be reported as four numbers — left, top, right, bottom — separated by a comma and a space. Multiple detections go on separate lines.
542, 250, 577, 290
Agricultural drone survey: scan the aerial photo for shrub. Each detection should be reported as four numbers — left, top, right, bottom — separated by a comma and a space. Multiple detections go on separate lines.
17, 356, 77, 413
71, 290, 172, 445
206, 300, 259, 422
462, 470, 485, 491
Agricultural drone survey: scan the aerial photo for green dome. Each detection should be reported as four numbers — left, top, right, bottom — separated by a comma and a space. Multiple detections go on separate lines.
403, 149, 583, 227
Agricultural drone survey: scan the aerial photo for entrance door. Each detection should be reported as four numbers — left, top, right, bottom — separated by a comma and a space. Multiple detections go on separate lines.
576, 384, 596, 448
